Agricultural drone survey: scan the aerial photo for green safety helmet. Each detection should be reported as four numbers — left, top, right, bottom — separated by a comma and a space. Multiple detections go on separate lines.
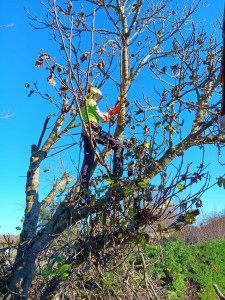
88, 87, 103, 102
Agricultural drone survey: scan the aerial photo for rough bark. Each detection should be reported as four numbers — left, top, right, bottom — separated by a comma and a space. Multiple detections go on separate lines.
4, 115, 78, 299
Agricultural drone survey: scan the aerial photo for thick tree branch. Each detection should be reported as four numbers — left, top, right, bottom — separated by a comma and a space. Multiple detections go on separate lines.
146, 118, 217, 181
41, 172, 75, 209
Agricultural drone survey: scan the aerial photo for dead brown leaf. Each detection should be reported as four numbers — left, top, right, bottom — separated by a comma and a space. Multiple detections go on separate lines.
80, 53, 89, 63
69, 105, 75, 117
197, 37, 203, 45
47, 74, 56, 87
60, 86, 69, 92
35, 58, 44, 68
40, 54, 50, 60
63, 97, 69, 111
173, 38, 178, 50
97, 59, 106, 69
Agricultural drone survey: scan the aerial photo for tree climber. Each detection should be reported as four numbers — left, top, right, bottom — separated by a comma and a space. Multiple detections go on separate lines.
79, 87, 124, 204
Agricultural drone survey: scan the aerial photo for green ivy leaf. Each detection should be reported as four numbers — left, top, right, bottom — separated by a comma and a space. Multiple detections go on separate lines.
59, 264, 70, 272
188, 213, 195, 223
140, 236, 146, 249
103, 178, 113, 183
157, 223, 163, 232
61, 272, 69, 280
103, 280, 112, 288
42, 265, 52, 278
165, 125, 173, 132
155, 122, 161, 128
52, 271, 59, 277
124, 187, 133, 196
168, 290, 178, 300
100, 216, 104, 226
51, 264, 71, 279
217, 176, 225, 189
176, 183, 184, 190
144, 141, 150, 148
57, 263, 62, 269
195, 198, 203, 208
56, 256, 64, 263
129, 208, 136, 217
138, 181, 149, 188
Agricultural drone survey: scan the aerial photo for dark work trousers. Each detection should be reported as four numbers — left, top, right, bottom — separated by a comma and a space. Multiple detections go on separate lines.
80, 124, 124, 191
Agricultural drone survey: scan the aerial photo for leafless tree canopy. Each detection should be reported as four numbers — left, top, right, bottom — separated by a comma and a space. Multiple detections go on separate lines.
2, 0, 225, 299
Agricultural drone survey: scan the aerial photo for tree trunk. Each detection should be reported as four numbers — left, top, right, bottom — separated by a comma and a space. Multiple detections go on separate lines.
4, 145, 44, 299
4, 252, 37, 300
4, 115, 70, 299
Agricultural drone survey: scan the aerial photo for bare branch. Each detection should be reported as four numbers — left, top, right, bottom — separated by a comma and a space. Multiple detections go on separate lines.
0, 24, 14, 28
41, 172, 74, 209
213, 284, 225, 300
0, 109, 15, 120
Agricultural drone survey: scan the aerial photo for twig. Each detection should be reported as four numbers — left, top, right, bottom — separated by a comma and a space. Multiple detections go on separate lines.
0, 24, 14, 28
213, 284, 225, 300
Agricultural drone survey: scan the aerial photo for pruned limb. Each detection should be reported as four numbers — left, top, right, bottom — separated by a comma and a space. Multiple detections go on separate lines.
37, 115, 51, 150
213, 284, 225, 300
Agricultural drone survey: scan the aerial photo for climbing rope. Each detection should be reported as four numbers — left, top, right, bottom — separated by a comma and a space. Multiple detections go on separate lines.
46, 133, 82, 158
47, 142, 80, 158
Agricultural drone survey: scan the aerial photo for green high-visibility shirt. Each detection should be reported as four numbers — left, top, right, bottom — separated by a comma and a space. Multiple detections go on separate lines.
81, 98, 100, 124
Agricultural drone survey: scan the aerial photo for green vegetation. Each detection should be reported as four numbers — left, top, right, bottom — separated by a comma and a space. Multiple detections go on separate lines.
2, 231, 225, 298
143, 239, 225, 299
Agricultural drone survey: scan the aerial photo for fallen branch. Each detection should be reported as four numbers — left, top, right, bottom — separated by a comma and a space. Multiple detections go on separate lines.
40, 208, 200, 299
213, 284, 225, 300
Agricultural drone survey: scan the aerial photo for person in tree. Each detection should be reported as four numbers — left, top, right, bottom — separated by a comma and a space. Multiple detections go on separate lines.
79, 87, 124, 204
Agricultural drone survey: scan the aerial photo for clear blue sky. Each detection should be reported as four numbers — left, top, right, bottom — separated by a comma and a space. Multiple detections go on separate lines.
0, 0, 225, 235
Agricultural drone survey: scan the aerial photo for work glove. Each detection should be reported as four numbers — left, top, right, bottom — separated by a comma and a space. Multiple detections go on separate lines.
102, 106, 119, 123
